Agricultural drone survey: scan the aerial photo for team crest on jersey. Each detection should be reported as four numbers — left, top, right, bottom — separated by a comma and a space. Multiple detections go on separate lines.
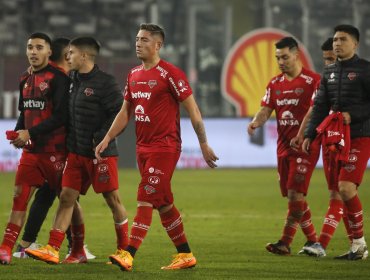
294, 88, 304, 95
84, 88, 94, 96
275, 90, 281, 95
131, 80, 136, 87
347, 72, 356, 81
148, 80, 157, 88
39, 81, 49, 92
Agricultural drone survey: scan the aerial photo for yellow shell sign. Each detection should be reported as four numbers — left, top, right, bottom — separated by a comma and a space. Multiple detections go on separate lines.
221, 28, 314, 117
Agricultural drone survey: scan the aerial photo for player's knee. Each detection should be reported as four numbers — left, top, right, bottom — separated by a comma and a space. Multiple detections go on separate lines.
12, 185, 31, 211
103, 190, 121, 210
59, 188, 78, 207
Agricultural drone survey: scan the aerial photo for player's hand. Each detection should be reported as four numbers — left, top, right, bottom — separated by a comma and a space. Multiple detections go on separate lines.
94, 136, 110, 161
302, 138, 311, 155
247, 121, 260, 136
200, 143, 219, 168
290, 135, 303, 152
342, 112, 351, 125
10, 129, 30, 148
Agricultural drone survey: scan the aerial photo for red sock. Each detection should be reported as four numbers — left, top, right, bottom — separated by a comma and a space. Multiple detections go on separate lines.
128, 206, 153, 250
1, 223, 21, 250
115, 219, 129, 250
281, 201, 305, 246
319, 199, 343, 249
344, 195, 363, 239
48, 229, 65, 251
71, 224, 85, 254
300, 201, 317, 243
342, 205, 353, 242
159, 206, 188, 247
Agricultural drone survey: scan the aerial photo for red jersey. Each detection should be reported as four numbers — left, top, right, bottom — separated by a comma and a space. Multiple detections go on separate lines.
16, 64, 70, 153
261, 67, 321, 156
124, 60, 192, 153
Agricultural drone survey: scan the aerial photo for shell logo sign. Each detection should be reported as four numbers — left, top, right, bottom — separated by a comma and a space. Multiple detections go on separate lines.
221, 28, 314, 117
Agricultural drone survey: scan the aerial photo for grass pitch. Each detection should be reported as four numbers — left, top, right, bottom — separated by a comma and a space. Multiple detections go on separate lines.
1, 168, 370, 280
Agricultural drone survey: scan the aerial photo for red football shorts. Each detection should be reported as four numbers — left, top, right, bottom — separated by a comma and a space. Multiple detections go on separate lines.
62, 152, 119, 195
339, 137, 370, 186
278, 147, 320, 197
136, 151, 180, 209
15, 151, 66, 190
322, 145, 341, 191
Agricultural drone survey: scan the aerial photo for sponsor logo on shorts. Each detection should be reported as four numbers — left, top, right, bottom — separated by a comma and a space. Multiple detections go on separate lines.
148, 176, 160, 185
344, 164, 356, 172
294, 174, 305, 183
148, 167, 164, 175
296, 164, 308, 174
98, 164, 108, 173
98, 174, 110, 183
144, 185, 156, 194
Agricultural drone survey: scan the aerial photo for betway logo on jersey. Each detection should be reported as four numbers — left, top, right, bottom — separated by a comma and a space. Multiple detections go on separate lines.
131, 91, 151, 100
276, 98, 299, 106
23, 98, 46, 110
135, 105, 150, 122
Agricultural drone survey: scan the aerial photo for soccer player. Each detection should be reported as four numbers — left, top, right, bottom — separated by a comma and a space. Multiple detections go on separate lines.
290, 38, 353, 258
94, 23, 218, 271
13, 38, 95, 261
25, 36, 129, 264
0, 33, 70, 265
303, 24, 370, 260
248, 37, 321, 255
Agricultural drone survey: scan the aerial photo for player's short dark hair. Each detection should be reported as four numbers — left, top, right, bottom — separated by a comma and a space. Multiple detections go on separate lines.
275, 37, 298, 50
28, 32, 52, 46
334, 24, 360, 42
139, 23, 165, 41
321, 37, 333, 51
50, 37, 70, 62
70, 36, 100, 56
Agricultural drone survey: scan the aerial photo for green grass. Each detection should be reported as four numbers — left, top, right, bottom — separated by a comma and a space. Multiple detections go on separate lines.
1, 168, 370, 279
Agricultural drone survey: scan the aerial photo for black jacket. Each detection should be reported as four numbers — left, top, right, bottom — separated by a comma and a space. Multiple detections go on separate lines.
305, 55, 370, 139
67, 65, 123, 158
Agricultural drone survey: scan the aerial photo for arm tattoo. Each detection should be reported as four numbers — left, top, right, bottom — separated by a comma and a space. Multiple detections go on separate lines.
194, 121, 207, 144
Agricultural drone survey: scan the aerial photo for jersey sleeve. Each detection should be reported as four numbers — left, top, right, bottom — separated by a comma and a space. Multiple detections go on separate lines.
167, 66, 192, 102
260, 81, 275, 110
123, 73, 132, 102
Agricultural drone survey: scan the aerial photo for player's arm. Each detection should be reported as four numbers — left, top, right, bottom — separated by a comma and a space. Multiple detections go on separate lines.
182, 95, 218, 168
290, 107, 312, 151
11, 82, 26, 148
95, 100, 132, 161
247, 106, 273, 136
93, 76, 123, 145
